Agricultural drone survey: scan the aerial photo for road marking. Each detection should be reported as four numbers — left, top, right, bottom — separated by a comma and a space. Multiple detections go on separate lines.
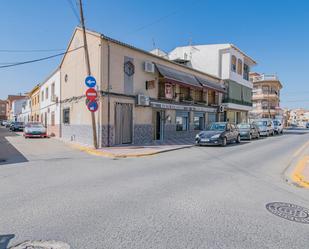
291, 155, 309, 188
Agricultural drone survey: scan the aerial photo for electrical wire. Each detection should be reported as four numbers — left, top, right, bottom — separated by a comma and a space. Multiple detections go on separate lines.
0, 48, 65, 53
0, 46, 83, 69
66, 0, 80, 23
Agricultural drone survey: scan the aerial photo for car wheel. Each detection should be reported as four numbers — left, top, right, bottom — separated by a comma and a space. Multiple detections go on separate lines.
222, 137, 227, 147
236, 135, 241, 143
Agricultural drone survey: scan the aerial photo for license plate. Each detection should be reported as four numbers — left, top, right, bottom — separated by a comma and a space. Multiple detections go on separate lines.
201, 138, 210, 142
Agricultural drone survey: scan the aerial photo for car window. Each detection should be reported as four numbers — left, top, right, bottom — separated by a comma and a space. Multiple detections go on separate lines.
207, 123, 226, 131
237, 124, 250, 129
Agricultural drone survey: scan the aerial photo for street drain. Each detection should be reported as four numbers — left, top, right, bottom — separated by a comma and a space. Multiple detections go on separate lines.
266, 202, 309, 224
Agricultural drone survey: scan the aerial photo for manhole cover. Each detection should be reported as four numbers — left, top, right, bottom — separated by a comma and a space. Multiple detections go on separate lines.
266, 202, 309, 224
9, 240, 70, 249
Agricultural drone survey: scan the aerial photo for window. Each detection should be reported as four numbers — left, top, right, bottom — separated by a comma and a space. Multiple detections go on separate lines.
237, 59, 243, 75
231, 55, 237, 72
243, 64, 249, 80
41, 91, 44, 102
51, 111, 55, 126
45, 87, 49, 99
176, 111, 189, 131
51, 83, 55, 97
194, 112, 204, 130
63, 108, 70, 124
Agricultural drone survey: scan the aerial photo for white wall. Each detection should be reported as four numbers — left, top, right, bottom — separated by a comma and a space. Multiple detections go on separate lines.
12, 99, 26, 121
20, 99, 31, 122
39, 69, 61, 126
169, 44, 254, 89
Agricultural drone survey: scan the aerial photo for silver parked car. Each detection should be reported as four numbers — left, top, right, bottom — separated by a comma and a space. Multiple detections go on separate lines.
254, 119, 275, 137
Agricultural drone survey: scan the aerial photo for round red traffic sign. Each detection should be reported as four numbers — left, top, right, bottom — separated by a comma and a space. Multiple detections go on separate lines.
85, 88, 98, 101
87, 101, 99, 112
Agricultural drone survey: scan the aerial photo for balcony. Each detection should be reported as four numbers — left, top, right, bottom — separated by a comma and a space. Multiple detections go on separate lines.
223, 98, 252, 107
251, 74, 279, 82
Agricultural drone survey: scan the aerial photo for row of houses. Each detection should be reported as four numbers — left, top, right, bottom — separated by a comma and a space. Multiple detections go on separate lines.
2, 27, 283, 147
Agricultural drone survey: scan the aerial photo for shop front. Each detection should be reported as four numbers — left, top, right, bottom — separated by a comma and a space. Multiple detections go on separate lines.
150, 100, 218, 141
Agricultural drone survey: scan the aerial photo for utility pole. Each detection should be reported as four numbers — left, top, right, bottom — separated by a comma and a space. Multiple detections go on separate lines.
79, 0, 98, 149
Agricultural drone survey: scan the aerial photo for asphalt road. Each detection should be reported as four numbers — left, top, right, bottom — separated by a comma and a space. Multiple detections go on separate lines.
0, 127, 309, 249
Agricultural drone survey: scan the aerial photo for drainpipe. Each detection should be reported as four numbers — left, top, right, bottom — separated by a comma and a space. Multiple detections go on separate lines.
107, 42, 111, 147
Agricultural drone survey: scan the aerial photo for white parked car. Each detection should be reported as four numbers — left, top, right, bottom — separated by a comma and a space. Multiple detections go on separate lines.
24, 122, 47, 138
273, 120, 283, 134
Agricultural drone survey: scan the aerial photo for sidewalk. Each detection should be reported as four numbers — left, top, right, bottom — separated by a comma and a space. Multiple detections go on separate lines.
72, 138, 195, 158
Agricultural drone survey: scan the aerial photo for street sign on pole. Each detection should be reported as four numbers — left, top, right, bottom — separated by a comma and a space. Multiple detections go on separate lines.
85, 76, 96, 88
87, 101, 99, 112
85, 88, 98, 101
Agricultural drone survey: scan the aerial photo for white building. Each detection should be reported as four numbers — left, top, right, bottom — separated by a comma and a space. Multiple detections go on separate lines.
39, 69, 61, 137
11, 98, 27, 121
20, 98, 31, 123
168, 44, 257, 123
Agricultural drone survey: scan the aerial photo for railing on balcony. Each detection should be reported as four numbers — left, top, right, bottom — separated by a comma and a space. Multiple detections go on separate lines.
223, 98, 252, 107
251, 74, 279, 82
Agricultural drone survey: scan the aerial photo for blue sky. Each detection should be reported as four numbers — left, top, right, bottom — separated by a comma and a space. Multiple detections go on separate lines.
0, 0, 308, 109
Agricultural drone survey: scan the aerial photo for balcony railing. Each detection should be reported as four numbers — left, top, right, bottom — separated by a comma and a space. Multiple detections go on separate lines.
251, 74, 279, 82
223, 98, 252, 107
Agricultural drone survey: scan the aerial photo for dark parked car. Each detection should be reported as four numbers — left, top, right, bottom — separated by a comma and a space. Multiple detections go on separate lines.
306, 122, 309, 129
237, 123, 260, 140
195, 122, 240, 146
10, 122, 24, 131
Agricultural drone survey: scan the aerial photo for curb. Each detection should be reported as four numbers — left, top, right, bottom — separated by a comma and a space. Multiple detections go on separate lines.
283, 140, 309, 188
70, 143, 195, 158
291, 156, 309, 188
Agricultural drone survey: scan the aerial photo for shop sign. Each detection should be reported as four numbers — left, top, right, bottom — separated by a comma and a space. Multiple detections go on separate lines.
150, 101, 217, 113
165, 83, 173, 99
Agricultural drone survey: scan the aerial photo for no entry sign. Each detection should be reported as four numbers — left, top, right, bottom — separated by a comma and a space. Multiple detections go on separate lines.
87, 101, 99, 112
86, 88, 98, 101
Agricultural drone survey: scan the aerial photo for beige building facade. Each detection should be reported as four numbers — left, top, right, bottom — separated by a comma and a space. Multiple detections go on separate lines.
60, 28, 226, 147
250, 72, 283, 119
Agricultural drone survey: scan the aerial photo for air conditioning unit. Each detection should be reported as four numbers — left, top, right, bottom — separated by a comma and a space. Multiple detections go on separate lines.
51, 95, 58, 103
137, 94, 150, 106
144, 61, 155, 73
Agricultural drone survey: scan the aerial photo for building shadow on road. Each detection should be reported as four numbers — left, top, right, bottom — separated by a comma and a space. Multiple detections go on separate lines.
0, 234, 15, 249
0, 130, 28, 166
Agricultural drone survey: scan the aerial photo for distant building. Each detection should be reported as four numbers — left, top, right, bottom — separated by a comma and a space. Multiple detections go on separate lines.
11, 99, 27, 121
6, 95, 26, 121
0, 99, 7, 120
29, 85, 40, 122
39, 69, 61, 137
249, 72, 283, 120
20, 97, 31, 123
168, 44, 257, 123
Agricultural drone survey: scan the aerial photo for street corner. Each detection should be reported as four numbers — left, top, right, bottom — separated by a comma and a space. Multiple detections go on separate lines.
291, 155, 309, 188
